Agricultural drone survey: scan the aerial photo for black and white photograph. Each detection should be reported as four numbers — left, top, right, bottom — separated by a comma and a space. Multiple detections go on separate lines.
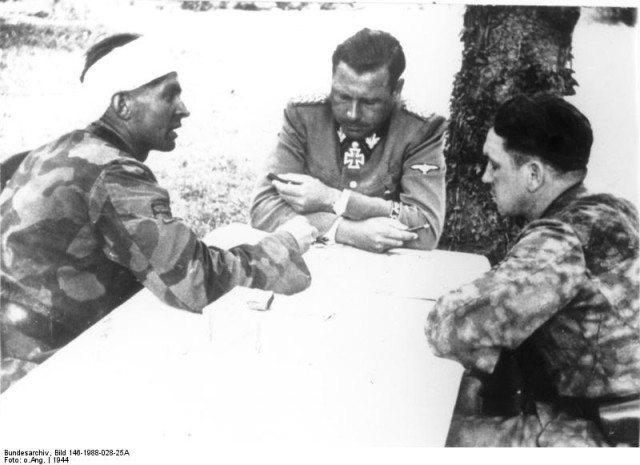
0, 0, 638, 462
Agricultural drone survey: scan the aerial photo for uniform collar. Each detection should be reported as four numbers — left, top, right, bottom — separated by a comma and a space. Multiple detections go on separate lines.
540, 182, 588, 219
87, 119, 143, 161
335, 117, 391, 148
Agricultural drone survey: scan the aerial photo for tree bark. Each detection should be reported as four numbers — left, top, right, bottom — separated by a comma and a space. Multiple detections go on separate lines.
439, 5, 580, 264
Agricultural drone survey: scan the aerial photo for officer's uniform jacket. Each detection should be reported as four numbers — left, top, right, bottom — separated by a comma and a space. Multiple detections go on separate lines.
0, 123, 311, 390
250, 96, 446, 250
426, 184, 639, 445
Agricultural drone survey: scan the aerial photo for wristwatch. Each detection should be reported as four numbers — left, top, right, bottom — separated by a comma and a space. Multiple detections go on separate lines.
389, 201, 401, 219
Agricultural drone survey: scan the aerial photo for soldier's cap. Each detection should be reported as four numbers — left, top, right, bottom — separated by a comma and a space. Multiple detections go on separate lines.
494, 93, 593, 172
82, 34, 178, 112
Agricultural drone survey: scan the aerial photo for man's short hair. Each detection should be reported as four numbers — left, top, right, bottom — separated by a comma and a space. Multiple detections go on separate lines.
493, 93, 593, 172
80, 33, 141, 83
332, 28, 406, 88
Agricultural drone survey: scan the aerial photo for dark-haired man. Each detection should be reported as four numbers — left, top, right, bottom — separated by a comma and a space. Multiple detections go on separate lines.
0, 33, 316, 392
250, 28, 446, 253
426, 94, 639, 446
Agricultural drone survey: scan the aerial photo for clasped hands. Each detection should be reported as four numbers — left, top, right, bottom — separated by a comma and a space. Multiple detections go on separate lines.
272, 173, 418, 253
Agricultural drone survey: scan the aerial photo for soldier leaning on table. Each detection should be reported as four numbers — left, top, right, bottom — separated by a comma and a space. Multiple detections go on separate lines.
0, 33, 317, 393
250, 28, 446, 253
426, 94, 639, 447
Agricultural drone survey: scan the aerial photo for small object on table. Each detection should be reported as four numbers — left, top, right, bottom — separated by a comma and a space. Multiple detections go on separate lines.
244, 288, 275, 311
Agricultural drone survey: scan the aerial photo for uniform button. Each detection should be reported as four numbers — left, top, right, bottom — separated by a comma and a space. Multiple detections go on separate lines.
349, 181, 358, 189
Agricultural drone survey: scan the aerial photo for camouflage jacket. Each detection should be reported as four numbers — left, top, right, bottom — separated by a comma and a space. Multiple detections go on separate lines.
250, 97, 446, 250
426, 184, 639, 399
1, 122, 311, 361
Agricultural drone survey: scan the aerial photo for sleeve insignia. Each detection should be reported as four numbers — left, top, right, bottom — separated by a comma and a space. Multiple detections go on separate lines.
410, 163, 440, 175
151, 200, 172, 220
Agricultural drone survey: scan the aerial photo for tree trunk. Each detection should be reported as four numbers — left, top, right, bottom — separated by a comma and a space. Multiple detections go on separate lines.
439, 5, 580, 265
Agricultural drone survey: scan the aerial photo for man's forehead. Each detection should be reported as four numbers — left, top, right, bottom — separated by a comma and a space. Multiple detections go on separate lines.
143, 72, 180, 91
484, 128, 506, 148
333, 62, 390, 83
331, 63, 392, 97
483, 129, 510, 158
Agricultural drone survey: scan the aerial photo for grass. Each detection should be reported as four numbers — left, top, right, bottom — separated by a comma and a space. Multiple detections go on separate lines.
154, 153, 257, 236
0, 20, 92, 50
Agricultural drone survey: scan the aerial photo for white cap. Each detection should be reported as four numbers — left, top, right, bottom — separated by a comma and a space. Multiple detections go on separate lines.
81, 34, 177, 117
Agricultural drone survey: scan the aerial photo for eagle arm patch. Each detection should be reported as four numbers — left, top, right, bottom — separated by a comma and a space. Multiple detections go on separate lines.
410, 163, 440, 175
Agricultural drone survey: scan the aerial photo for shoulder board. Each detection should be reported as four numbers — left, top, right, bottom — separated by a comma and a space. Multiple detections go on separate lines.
401, 101, 435, 121
288, 93, 328, 106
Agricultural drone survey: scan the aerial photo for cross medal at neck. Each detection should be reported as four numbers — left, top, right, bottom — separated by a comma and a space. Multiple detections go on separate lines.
338, 127, 382, 170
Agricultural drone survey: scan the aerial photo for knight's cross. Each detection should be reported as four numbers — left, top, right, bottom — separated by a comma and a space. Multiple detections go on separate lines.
344, 142, 365, 169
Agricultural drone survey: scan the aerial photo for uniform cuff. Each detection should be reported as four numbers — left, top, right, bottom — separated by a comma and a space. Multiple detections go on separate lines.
331, 189, 351, 217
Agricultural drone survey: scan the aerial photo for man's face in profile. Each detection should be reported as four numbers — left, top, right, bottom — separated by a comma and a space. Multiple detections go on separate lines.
129, 72, 190, 153
481, 128, 531, 218
329, 61, 400, 140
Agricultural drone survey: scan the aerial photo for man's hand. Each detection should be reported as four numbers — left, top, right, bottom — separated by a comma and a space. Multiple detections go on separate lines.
272, 173, 340, 214
275, 216, 318, 254
337, 217, 418, 253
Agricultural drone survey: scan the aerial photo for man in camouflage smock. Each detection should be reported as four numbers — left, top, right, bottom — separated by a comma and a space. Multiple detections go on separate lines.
0, 34, 316, 393
250, 28, 446, 253
426, 94, 639, 447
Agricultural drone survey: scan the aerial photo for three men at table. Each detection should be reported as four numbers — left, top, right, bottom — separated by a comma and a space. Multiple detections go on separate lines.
0, 33, 317, 392
250, 28, 446, 253
3, 26, 637, 449
426, 94, 639, 447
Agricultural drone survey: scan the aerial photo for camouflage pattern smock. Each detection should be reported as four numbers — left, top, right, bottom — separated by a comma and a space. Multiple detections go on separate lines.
1, 122, 311, 391
426, 184, 639, 446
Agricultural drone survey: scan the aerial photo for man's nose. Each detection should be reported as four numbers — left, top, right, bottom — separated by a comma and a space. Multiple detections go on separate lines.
176, 98, 190, 118
345, 100, 361, 120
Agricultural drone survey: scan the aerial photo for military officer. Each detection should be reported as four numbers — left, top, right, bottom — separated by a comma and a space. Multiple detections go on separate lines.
250, 28, 446, 253
0, 33, 317, 393
426, 94, 639, 446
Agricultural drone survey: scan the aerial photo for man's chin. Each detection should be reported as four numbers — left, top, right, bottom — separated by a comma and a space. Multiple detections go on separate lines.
153, 142, 176, 152
496, 205, 514, 217
157, 139, 177, 152
342, 128, 369, 139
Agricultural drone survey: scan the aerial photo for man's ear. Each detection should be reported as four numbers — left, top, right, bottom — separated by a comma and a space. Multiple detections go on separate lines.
392, 78, 404, 99
526, 160, 545, 192
110, 92, 133, 120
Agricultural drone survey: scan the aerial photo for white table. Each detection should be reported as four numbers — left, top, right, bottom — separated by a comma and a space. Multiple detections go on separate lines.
0, 224, 489, 456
